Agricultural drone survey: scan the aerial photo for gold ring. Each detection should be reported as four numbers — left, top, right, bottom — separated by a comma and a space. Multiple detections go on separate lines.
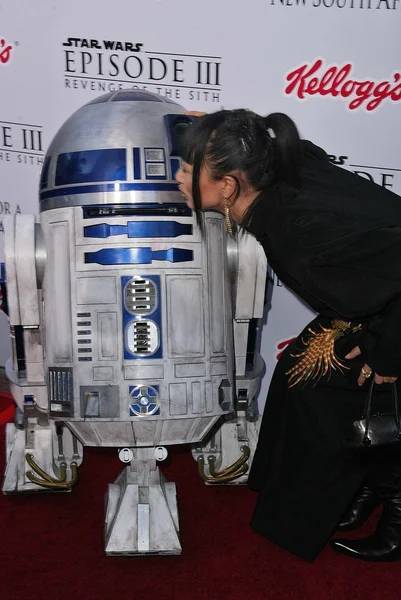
361, 367, 372, 379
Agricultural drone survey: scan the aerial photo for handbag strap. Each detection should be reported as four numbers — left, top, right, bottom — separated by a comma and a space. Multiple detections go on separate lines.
362, 379, 401, 445
394, 384, 401, 434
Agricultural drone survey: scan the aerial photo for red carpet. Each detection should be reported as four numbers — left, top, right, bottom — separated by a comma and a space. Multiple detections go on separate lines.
0, 393, 400, 600
0, 392, 15, 425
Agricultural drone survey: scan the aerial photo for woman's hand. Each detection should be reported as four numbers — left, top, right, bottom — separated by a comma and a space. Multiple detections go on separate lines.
184, 111, 208, 117
345, 346, 398, 386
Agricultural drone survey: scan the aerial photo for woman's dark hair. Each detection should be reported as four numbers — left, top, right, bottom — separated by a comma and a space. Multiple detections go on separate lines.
179, 109, 302, 231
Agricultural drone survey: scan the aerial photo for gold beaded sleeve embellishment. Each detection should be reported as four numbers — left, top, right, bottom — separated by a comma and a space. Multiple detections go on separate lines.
286, 320, 362, 388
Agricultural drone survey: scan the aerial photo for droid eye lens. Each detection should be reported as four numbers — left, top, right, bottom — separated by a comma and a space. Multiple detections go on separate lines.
173, 121, 191, 138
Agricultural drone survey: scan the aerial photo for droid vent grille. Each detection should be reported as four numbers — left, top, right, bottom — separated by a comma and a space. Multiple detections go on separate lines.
76, 312, 93, 361
49, 367, 73, 405
125, 279, 157, 316
132, 320, 152, 354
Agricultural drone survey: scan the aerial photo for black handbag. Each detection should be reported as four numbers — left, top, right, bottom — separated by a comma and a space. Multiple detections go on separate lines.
346, 379, 401, 451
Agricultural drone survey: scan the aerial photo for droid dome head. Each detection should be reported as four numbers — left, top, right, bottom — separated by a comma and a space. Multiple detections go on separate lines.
39, 90, 194, 211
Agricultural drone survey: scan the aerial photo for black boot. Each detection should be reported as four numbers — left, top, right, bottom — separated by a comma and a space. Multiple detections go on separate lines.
331, 459, 401, 562
331, 495, 401, 561
336, 485, 380, 532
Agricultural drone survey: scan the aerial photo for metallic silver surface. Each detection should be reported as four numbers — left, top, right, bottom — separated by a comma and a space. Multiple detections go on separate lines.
34, 223, 46, 289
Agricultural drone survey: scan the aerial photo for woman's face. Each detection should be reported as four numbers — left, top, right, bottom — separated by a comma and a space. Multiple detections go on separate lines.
175, 161, 224, 212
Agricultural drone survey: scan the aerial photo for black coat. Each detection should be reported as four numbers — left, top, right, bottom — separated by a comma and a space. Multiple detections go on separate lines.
245, 142, 401, 562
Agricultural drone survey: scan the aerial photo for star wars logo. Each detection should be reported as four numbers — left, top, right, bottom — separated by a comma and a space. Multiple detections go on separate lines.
63, 37, 222, 104
0, 121, 44, 167
329, 154, 399, 192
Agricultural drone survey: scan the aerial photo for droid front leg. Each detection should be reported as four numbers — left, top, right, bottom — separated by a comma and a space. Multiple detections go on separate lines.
3, 398, 83, 494
1, 216, 83, 494
192, 370, 262, 486
192, 231, 267, 485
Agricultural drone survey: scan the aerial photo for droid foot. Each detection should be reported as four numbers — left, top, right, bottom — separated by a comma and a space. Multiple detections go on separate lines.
105, 454, 181, 556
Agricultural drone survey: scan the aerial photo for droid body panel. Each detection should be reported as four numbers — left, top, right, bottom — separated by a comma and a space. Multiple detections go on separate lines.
1, 91, 267, 555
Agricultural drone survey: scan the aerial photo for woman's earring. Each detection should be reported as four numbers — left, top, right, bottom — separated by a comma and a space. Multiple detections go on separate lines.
224, 204, 233, 235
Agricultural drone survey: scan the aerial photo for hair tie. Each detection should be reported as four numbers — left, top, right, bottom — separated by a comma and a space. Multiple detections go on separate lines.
240, 137, 251, 156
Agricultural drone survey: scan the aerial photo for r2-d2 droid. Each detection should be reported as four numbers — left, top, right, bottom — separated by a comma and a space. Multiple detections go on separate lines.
1, 90, 267, 556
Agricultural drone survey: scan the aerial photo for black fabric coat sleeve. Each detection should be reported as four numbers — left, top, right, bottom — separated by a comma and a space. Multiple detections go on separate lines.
246, 140, 401, 377
303, 232, 401, 376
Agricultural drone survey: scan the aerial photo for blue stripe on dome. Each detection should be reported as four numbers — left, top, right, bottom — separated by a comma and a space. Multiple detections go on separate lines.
55, 149, 127, 186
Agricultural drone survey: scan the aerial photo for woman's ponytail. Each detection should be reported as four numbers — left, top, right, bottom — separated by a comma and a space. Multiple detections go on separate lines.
264, 112, 302, 190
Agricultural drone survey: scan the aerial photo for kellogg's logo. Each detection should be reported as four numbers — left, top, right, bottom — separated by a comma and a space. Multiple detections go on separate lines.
0, 37, 13, 65
285, 59, 401, 111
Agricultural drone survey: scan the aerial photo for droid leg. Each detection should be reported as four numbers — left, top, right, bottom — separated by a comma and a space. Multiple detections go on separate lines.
105, 447, 181, 556
192, 231, 267, 485
3, 399, 83, 494
192, 356, 263, 485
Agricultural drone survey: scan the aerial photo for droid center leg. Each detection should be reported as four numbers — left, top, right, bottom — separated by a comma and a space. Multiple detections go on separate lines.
105, 446, 181, 556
